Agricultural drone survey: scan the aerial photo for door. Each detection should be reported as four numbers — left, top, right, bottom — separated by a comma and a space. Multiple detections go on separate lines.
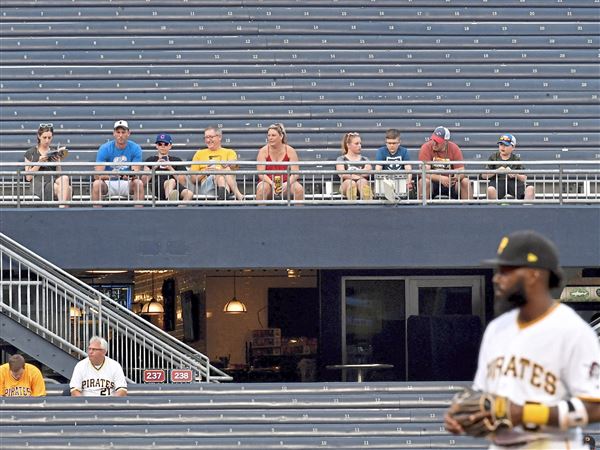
406, 277, 485, 381
342, 276, 484, 381
342, 277, 406, 381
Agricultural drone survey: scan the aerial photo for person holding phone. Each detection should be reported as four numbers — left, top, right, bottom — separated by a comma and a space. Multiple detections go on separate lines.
143, 133, 193, 203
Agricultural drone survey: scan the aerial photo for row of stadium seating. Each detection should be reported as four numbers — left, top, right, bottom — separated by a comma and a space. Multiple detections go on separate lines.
2, 35, 597, 50
2, 3, 597, 21
2, 1, 598, 160
2, 381, 599, 449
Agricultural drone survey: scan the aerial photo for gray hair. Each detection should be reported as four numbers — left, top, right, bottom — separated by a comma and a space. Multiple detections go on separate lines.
204, 126, 222, 137
89, 336, 108, 351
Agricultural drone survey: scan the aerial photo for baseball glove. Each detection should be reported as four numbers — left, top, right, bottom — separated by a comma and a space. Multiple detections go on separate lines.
448, 388, 513, 438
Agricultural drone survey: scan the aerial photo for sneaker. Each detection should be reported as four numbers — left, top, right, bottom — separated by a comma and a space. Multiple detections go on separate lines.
167, 190, 179, 201
216, 187, 228, 200
361, 185, 373, 200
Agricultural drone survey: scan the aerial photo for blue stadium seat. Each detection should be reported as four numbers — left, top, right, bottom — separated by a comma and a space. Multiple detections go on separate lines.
1, 0, 598, 175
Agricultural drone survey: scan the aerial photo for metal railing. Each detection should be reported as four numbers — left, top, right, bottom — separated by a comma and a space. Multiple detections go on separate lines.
0, 233, 232, 383
0, 160, 598, 206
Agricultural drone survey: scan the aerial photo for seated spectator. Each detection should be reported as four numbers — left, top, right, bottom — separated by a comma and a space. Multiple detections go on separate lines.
336, 132, 373, 200
190, 126, 243, 200
91, 120, 144, 206
70, 336, 127, 397
256, 123, 304, 201
24, 123, 72, 207
143, 133, 193, 203
374, 128, 414, 199
483, 133, 535, 201
0, 354, 46, 397
418, 126, 472, 200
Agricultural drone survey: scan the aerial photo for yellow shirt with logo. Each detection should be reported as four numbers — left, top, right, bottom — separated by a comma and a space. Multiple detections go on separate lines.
191, 148, 238, 172
0, 362, 46, 397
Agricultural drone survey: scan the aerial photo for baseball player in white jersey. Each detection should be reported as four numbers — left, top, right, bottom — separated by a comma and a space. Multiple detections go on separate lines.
70, 336, 127, 397
445, 230, 600, 449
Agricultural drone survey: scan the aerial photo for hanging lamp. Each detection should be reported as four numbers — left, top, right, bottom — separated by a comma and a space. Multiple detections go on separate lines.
142, 272, 164, 315
223, 271, 247, 314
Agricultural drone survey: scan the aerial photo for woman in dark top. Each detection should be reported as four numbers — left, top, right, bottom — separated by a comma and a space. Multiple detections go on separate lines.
24, 123, 72, 206
336, 132, 373, 200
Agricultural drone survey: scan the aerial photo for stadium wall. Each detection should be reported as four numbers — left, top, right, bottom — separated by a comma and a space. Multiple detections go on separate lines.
1, 206, 598, 270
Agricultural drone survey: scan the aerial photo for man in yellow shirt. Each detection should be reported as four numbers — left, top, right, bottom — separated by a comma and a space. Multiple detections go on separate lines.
190, 126, 243, 200
0, 354, 46, 397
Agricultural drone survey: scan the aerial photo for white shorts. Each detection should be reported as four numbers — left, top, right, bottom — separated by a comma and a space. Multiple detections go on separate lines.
106, 179, 131, 197
189, 175, 217, 196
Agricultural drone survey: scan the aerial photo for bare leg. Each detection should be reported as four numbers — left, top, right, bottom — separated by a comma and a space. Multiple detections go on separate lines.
356, 178, 372, 200
418, 177, 432, 200
292, 181, 304, 201
130, 179, 145, 207
226, 174, 244, 200
459, 178, 472, 200
91, 179, 107, 208
256, 181, 272, 201
54, 175, 72, 207
340, 179, 358, 200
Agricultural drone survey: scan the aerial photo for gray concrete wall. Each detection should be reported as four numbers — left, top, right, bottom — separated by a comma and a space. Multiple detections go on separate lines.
1, 205, 598, 270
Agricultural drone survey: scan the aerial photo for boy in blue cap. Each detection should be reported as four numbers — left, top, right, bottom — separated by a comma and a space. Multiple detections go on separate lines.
484, 133, 535, 201
143, 133, 193, 203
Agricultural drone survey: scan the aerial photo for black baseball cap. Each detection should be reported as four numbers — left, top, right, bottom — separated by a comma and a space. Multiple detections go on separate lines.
483, 230, 563, 288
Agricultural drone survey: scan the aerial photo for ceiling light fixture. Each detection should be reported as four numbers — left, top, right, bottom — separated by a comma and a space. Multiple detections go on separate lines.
85, 270, 128, 274
141, 273, 164, 315
223, 271, 247, 314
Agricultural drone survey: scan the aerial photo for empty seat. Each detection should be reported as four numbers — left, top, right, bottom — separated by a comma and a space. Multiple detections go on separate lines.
1, 0, 597, 188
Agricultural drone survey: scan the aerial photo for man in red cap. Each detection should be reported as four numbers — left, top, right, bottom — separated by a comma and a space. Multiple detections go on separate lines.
418, 126, 472, 200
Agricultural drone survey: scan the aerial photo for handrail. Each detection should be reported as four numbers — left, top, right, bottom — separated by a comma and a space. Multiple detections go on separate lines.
0, 160, 598, 206
0, 232, 232, 383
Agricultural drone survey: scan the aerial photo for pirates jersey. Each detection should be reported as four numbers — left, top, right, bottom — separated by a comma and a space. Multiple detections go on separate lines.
70, 356, 127, 396
0, 363, 46, 397
473, 302, 600, 449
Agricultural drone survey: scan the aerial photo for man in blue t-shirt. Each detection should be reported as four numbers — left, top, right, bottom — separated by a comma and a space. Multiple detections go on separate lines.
374, 129, 414, 200
92, 120, 144, 206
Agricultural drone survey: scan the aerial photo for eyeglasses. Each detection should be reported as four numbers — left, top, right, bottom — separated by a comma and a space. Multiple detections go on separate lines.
87, 347, 105, 352
156, 142, 170, 146
205, 134, 219, 140
39, 123, 54, 130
